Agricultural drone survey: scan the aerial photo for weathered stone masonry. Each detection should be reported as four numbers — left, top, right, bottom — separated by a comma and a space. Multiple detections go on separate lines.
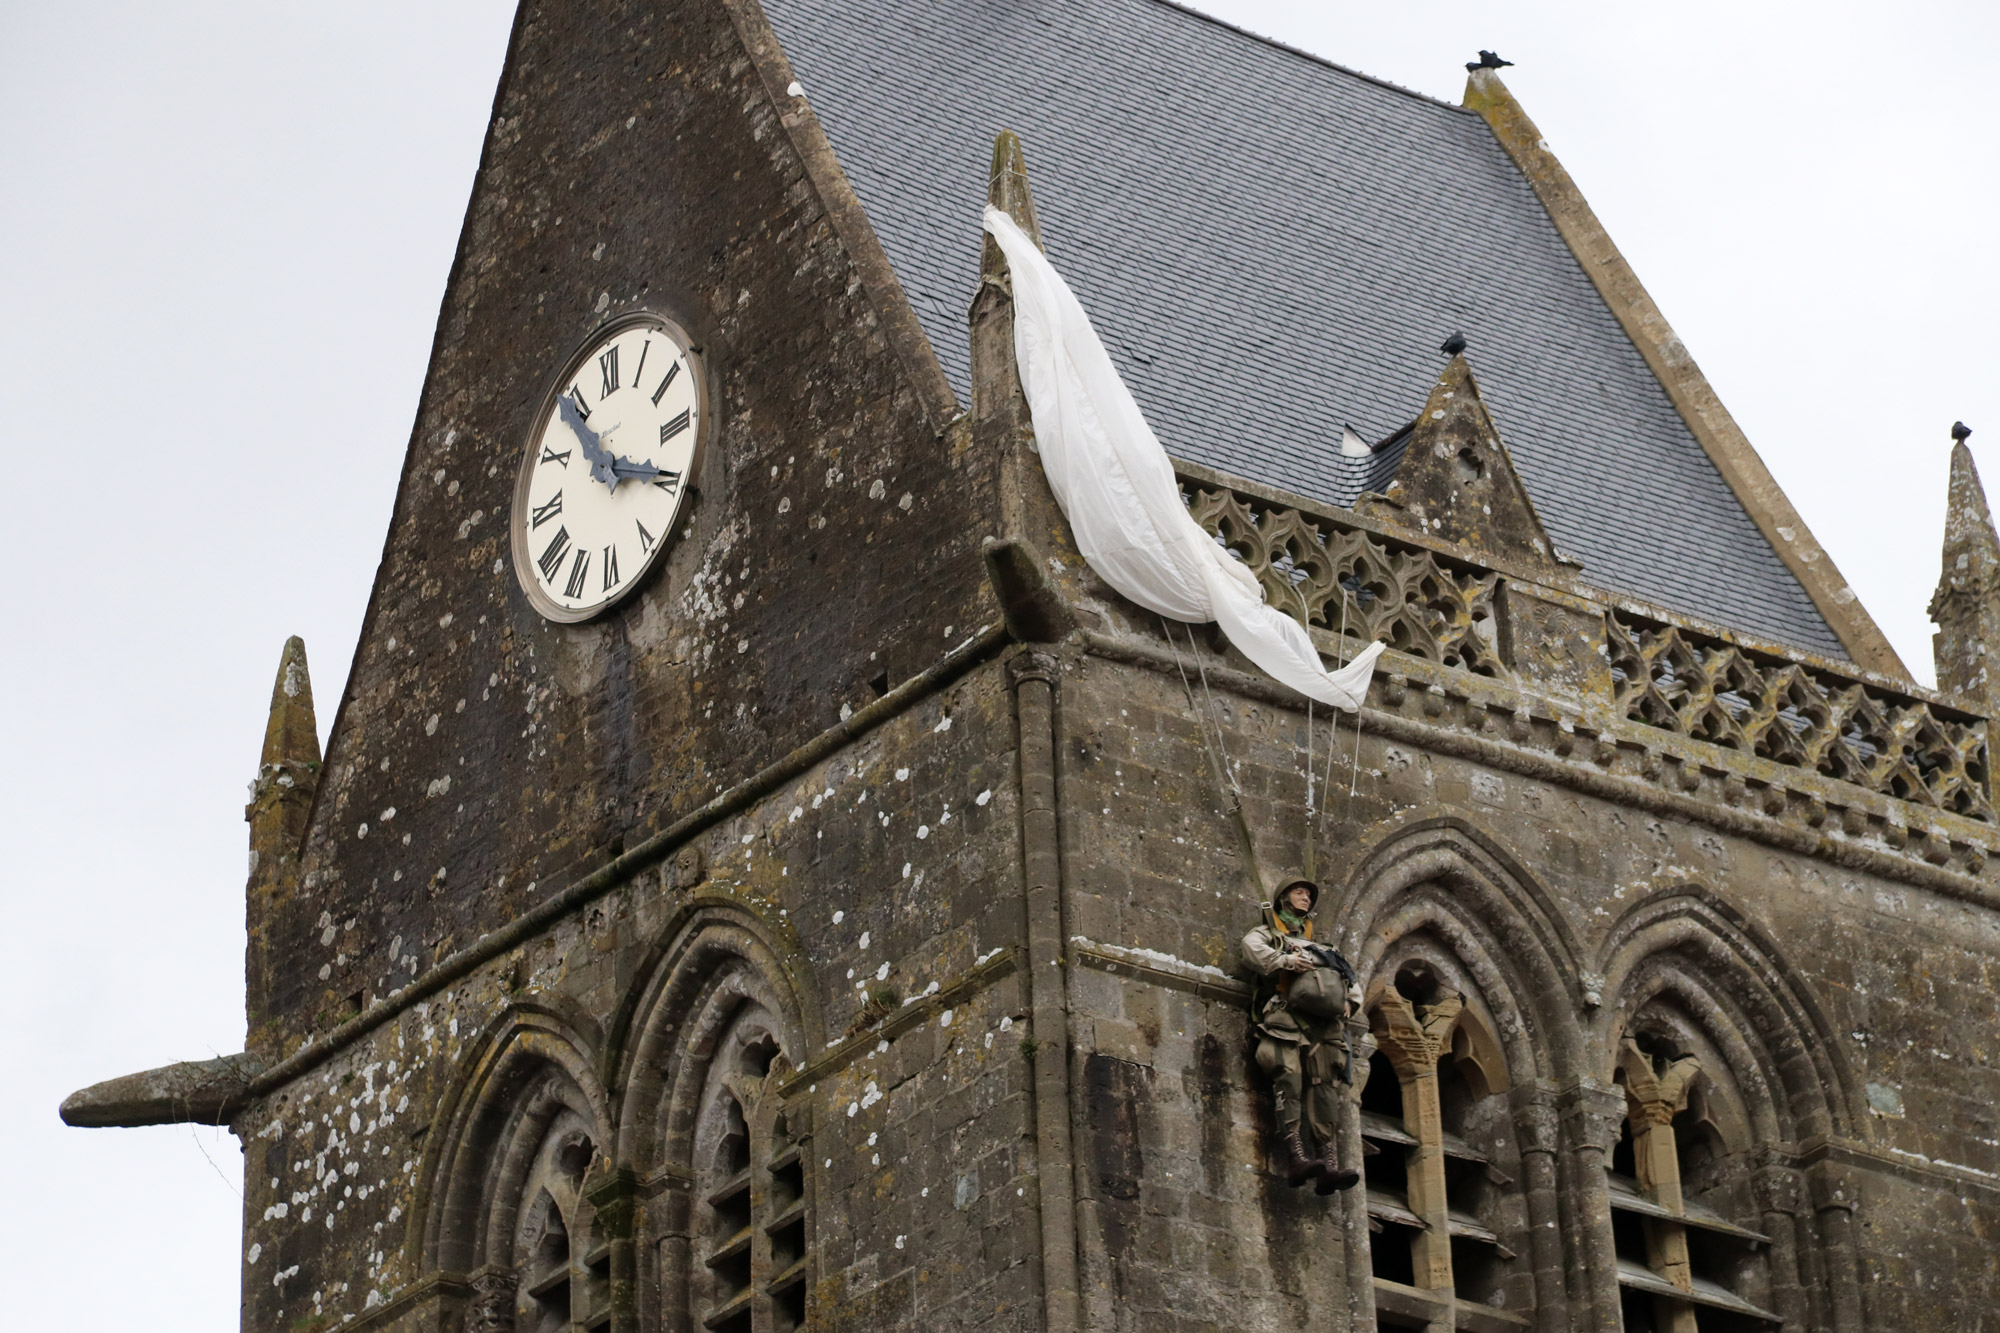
61, 2, 2000, 1331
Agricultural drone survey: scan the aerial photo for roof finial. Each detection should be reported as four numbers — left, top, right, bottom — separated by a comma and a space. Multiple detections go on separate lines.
1439, 331, 1468, 357
1929, 436, 2000, 708
1466, 50, 1514, 73
986, 129, 1042, 252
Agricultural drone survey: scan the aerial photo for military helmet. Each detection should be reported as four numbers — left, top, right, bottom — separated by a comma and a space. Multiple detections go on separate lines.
1271, 874, 1319, 914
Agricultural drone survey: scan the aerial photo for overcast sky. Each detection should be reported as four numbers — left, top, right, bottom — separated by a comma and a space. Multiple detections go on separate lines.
1, 2, 1992, 1326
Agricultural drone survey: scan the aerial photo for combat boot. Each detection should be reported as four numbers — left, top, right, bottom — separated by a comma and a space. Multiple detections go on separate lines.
1280, 1126, 1325, 1187
1314, 1137, 1359, 1194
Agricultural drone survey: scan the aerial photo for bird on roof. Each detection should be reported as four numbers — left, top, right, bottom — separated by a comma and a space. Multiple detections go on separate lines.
1439, 332, 1468, 356
1953, 421, 1973, 443
1466, 50, 1514, 72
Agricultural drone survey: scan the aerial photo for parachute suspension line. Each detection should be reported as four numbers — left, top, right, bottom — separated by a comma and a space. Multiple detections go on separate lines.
1162, 617, 1264, 897
1347, 649, 1368, 803
1193, 640, 1241, 800
1317, 588, 1350, 841
1303, 697, 1316, 882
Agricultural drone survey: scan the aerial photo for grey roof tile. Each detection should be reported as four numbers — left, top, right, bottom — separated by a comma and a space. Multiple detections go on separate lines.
762, 0, 1845, 658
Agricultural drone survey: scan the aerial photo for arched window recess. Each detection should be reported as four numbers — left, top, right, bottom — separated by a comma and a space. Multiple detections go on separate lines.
1610, 1029, 1781, 1332
508, 1111, 614, 1333
1359, 960, 1531, 1330
691, 1024, 808, 1333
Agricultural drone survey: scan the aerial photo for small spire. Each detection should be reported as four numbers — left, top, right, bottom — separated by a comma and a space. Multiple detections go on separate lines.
1930, 436, 2000, 707
258, 635, 320, 776
246, 636, 321, 1052
986, 129, 1042, 251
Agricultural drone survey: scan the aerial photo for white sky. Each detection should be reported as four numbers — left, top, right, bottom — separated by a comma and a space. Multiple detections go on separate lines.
1, 2, 1992, 1326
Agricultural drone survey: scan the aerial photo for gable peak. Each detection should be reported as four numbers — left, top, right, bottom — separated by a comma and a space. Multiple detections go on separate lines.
1358, 353, 1561, 570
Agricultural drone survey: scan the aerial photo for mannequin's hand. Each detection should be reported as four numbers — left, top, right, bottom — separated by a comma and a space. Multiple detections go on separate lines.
1278, 952, 1316, 973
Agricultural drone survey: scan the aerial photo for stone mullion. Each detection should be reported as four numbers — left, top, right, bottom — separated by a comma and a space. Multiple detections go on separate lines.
1618, 1041, 1701, 1333
1371, 992, 1462, 1310
1630, 1111, 1698, 1333
1400, 1064, 1455, 1294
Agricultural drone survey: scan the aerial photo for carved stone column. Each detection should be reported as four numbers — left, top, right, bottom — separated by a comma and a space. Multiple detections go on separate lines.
1617, 1040, 1701, 1333
1557, 1081, 1627, 1333
1510, 1080, 1568, 1329
1808, 1160, 1866, 1333
1343, 1018, 1380, 1333
1751, 1160, 1810, 1331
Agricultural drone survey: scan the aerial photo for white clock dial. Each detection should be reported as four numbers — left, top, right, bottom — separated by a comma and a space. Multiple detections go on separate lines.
511, 314, 704, 621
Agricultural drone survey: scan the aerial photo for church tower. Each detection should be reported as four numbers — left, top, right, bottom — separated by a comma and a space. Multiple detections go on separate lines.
65, 3, 2000, 1330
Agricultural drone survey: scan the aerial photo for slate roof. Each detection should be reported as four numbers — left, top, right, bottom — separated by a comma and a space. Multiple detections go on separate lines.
761, 0, 1847, 659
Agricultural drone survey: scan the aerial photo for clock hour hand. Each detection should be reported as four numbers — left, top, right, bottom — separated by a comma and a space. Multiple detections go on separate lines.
607, 454, 682, 490
558, 393, 620, 490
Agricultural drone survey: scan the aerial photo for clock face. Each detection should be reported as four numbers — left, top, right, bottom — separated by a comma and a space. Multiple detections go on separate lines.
511, 313, 705, 622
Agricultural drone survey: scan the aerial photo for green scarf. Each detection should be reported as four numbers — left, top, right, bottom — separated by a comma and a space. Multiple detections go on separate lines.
1276, 905, 1307, 933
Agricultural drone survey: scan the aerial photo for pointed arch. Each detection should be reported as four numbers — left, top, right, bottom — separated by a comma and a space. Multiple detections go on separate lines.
1333, 810, 1586, 1081
1593, 882, 1862, 1142
1594, 882, 1866, 1329
412, 1002, 612, 1331
610, 897, 818, 1333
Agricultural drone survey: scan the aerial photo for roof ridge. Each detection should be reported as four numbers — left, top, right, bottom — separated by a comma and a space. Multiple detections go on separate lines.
1142, 0, 1473, 115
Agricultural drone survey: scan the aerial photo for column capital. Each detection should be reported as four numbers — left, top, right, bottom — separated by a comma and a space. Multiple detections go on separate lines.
1007, 649, 1061, 689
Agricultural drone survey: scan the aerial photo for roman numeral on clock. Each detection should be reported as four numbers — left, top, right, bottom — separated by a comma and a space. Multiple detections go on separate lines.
598, 346, 619, 398
651, 469, 683, 495
530, 491, 563, 528
568, 385, 591, 419
659, 409, 691, 444
536, 526, 572, 583
650, 359, 681, 406
632, 339, 650, 388
602, 544, 620, 591
540, 444, 571, 467
564, 548, 592, 599
636, 520, 657, 555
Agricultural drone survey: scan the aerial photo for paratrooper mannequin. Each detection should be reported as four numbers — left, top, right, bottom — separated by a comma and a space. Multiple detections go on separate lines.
1242, 876, 1363, 1192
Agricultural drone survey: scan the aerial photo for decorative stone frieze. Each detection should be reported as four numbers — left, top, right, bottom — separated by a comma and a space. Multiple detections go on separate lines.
1187, 482, 1504, 677
1608, 614, 1993, 822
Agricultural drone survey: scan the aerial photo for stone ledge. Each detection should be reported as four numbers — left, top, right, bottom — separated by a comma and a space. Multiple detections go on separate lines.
779, 947, 1018, 1096
1070, 936, 1252, 1006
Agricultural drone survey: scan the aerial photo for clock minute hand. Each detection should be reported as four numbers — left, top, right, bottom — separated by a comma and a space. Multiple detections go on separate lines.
558, 393, 619, 489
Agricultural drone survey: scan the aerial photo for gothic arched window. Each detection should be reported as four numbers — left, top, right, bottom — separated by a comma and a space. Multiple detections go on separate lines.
508, 1110, 609, 1333
1361, 959, 1532, 1328
688, 1008, 807, 1333
618, 930, 813, 1333
1610, 1026, 1782, 1331
418, 1015, 613, 1333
